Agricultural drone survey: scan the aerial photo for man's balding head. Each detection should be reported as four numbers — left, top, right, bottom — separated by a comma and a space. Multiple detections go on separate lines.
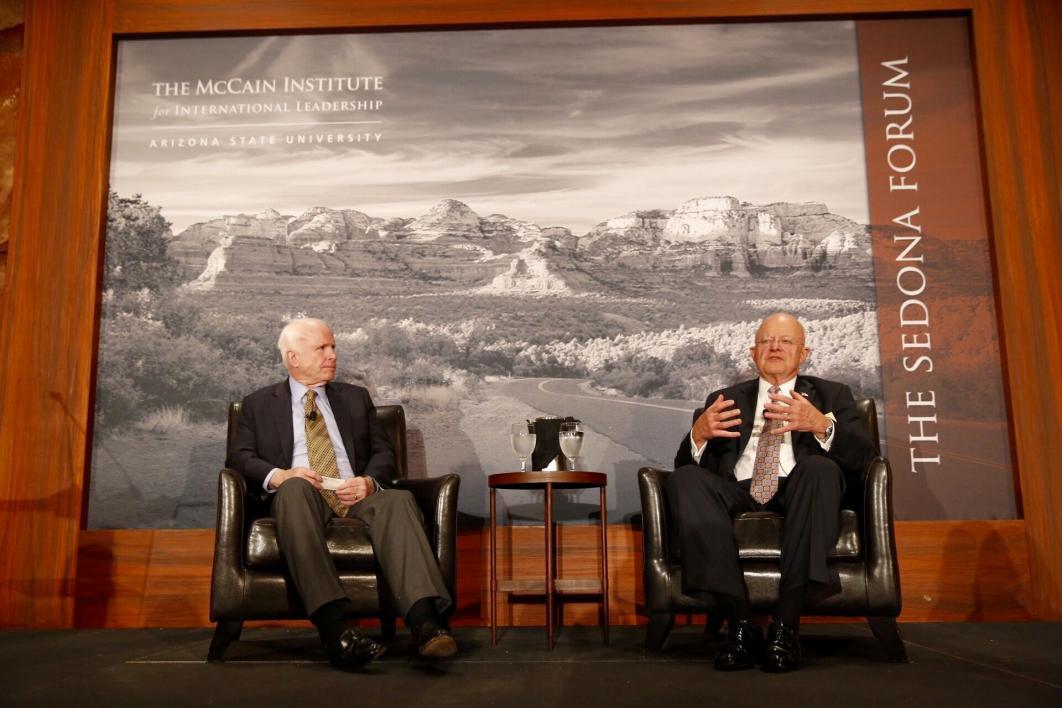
750, 312, 809, 385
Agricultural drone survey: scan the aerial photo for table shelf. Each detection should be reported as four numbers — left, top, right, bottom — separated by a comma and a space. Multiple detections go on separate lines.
497, 578, 604, 595
489, 471, 609, 649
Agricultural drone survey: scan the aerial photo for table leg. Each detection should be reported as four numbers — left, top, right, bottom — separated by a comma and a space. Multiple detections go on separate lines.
490, 487, 497, 647
545, 481, 554, 650
600, 485, 609, 644
552, 501, 560, 633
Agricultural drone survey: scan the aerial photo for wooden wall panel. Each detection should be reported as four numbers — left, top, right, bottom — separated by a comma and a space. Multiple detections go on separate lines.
74, 521, 1033, 628
0, 1, 24, 309
970, 0, 1062, 618
2, 0, 1059, 628
107, 0, 972, 35
74, 530, 213, 627
0, 0, 113, 628
895, 521, 1032, 621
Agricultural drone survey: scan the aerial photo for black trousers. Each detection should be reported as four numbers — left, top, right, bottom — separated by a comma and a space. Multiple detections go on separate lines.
664, 456, 843, 604
272, 478, 452, 618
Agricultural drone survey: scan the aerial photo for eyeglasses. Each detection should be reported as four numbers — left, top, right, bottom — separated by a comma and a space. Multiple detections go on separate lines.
756, 337, 803, 348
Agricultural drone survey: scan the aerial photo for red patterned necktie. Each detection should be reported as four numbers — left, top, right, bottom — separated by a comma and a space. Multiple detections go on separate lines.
749, 385, 783, 504
304, 389, 347, 517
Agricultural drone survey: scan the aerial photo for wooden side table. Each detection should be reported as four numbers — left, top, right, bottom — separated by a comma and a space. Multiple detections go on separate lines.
488, 471, 609, 649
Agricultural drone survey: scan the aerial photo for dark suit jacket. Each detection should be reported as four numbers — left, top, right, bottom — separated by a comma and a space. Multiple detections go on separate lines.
226, 379, 396, 495
673, 375, 876, 484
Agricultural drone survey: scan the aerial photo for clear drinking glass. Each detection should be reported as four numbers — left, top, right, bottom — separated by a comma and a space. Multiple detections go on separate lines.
558, 420, 584, 471
510, 421, 536, 472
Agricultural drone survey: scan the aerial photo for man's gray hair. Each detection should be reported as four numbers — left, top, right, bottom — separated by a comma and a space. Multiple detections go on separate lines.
277, 317, 331, 357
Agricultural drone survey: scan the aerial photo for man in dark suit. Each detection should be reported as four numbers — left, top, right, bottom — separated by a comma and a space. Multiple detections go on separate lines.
227, 317, 456, 670
667, 312, 876, 672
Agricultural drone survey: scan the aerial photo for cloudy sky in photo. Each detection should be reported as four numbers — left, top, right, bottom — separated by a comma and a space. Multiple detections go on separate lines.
110, 22, 869, 234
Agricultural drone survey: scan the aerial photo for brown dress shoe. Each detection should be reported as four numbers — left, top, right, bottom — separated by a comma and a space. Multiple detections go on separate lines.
413, 622, 458, 659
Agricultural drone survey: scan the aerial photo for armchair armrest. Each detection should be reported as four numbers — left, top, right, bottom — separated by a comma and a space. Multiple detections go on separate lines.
862, 456, 901, 616
210, 468, 249, 620
393, 474, 460, 594
638, 467, 674, 615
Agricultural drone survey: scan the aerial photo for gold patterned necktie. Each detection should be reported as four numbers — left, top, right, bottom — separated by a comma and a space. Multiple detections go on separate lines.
304, 389, 347, 517
749, 385, 783, 504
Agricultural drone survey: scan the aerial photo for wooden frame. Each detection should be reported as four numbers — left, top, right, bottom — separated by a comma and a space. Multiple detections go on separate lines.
1, 0, 1059, 628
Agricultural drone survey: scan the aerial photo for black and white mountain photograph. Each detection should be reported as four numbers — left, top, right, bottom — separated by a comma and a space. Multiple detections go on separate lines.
91, 22, 881, 528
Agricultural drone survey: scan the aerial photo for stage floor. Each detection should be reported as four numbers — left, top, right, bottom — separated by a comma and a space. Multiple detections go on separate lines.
1, 623, 1059, 706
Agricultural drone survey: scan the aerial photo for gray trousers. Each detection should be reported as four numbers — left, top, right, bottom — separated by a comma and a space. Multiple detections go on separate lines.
272, 478, 452, 618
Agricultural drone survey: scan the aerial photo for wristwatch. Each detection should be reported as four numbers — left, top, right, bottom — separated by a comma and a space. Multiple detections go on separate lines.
818, 422, 835, 443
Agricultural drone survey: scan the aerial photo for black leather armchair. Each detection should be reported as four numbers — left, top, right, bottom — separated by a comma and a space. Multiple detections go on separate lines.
638, 399, 906, 661
208, 402, 460, 661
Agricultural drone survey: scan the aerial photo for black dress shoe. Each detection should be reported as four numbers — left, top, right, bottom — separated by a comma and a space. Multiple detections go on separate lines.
329, 628, 386, 670
763, 620, 801, 673
714, 619, 765, 671
412, 621, 458, 659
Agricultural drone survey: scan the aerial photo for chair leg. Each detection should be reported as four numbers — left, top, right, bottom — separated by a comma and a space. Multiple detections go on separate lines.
704, 612, 724, 638
645, 613, 674, 652
868, 616, 908, 663
207, 620, 244, 662
380, 613, 397, 641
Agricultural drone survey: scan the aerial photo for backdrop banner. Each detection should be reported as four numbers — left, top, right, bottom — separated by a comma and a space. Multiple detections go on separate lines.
859, 17, 1015, 519
88, 16, 1014, 529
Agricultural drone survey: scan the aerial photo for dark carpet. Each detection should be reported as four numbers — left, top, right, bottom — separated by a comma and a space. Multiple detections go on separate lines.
1, 623, 1058, 707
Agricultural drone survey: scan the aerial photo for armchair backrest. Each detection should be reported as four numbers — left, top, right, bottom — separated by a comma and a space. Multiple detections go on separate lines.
855, 398, 880, 452
226, 401, 242, 454
376, 404, 408, 480
226, 400, 409, 480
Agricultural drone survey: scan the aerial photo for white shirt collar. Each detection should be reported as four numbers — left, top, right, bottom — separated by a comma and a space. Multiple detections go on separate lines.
758, 376, 797, 396
288, 377, 323, 402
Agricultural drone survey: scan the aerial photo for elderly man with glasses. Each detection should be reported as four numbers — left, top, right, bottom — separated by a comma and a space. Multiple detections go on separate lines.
667, 312, 877, 673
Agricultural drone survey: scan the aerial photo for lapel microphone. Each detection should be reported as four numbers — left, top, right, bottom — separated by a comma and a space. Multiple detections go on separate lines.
306, 409, 317, 422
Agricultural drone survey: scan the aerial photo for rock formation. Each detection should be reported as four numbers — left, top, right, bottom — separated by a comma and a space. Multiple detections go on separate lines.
406, 199, 483, 241
286, 207, 379, 246
478, 243, 571, 294
581, 195, 869, 276
164, 195, 869, 288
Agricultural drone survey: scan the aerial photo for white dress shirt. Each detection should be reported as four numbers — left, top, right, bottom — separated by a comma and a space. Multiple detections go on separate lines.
690, 376, 834, 482
263, 378, 357, 492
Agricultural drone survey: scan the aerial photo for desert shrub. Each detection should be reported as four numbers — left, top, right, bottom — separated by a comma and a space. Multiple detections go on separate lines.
170, 304, 283, 369
512, 351, 583, 378
156, 295, 204, 337
347, 357, 402, 391
660, 342, 741, 399
398, 357, 450, 387
95, 315, 275, 430
593, 352, 670, 398
94, 360, 147, 431
362, 323, 414, 360
363, 323, 459, 364
402, 385, 460, 412
588, 341, 740, 400
463, 345, 516, 376
134, 405, 193, 433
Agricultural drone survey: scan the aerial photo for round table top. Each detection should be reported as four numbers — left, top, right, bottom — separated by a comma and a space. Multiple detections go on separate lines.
488, 471, 607, 489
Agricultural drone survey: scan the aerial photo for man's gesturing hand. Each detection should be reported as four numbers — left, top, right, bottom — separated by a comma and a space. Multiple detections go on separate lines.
336, 476, 376, 506
764, 390, 831, 438
691, 393, 742, 446
269, 466, 322, 490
